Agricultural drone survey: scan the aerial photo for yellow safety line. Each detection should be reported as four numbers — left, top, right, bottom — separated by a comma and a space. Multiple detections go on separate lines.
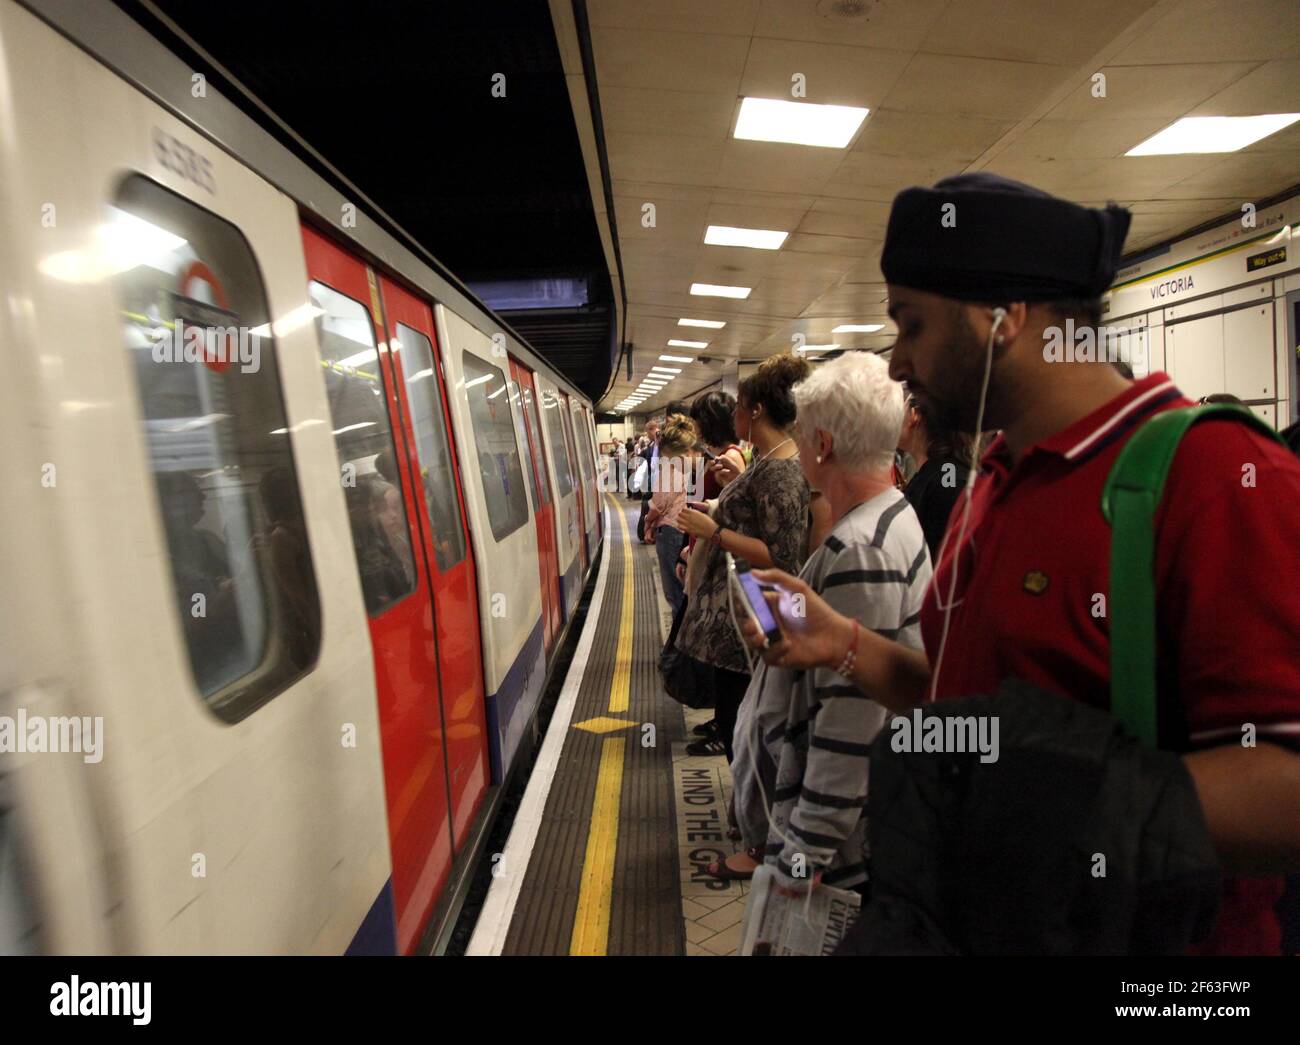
568, 496, 638, 954
607, 494, 635, 714
568, 736, 627, 955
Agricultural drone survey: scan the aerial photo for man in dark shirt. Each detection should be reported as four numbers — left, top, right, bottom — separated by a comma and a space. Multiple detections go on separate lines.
899, 393, 971, 560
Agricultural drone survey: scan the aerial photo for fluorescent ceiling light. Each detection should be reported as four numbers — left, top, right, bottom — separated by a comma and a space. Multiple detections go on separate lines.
660, 355, 693, 363
832, 324, 884, 334
650, 367, 681, 374
668, 339, 708, 349
705, 224, 788, 250
691, 283, 751, 299
1126, 114, 1300, 155
734, 97, 869, 149
679, 318, 726, 329
797, 343, 839, 353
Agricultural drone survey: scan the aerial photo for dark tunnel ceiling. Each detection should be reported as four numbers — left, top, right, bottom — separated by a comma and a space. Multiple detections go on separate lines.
116, 0, 614, 398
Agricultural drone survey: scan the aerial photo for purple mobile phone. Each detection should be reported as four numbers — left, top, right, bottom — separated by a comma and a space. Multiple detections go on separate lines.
729, 555, 782, 646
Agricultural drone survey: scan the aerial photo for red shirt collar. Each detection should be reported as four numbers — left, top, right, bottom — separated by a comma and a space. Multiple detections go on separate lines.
979, 372, 1186, 472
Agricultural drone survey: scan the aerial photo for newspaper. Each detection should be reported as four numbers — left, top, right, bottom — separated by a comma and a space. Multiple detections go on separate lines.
738, 865, 862, 956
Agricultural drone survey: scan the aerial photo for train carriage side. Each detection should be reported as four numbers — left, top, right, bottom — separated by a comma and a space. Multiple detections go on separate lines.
1, 0, 392, 954
573, 399, 602, 553
508, 357, 564, 656
557, 391, 590, 575
433, 305, 546, 782
533, 371, 584, 620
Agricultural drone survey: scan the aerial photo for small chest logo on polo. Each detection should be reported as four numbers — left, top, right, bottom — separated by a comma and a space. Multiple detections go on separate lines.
1022, 569, 1049, 595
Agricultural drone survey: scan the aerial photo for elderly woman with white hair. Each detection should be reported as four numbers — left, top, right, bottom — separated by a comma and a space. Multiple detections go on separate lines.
707, 350, 932, 889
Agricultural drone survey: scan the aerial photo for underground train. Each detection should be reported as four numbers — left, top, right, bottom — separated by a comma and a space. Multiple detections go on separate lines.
0, 0, 604, 954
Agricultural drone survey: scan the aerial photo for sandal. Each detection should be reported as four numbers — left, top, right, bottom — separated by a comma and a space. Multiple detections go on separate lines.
704, 847, 762, 881
685, 735, 727, 757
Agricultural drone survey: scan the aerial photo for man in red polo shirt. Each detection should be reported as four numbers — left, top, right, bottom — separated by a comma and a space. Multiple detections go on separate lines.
747, 174, 1300, 954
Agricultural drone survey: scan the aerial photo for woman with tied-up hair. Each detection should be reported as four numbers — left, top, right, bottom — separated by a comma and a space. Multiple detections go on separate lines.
673, 354, 814, 760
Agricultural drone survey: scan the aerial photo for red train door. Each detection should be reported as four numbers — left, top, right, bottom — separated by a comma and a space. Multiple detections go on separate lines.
300, 224, 453, 954
559, 392, 589, 573
510, 359, 562, 652
377, 273, 489, 848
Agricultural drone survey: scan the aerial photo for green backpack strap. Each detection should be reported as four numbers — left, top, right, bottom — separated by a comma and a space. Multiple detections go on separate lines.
1100, 404, 1284, 748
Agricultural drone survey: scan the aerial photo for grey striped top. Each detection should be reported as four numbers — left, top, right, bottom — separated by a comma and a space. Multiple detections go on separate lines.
731, 488, 931, 890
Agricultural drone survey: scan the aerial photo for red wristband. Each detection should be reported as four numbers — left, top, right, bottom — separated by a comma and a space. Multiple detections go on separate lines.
835, 619, 861, 677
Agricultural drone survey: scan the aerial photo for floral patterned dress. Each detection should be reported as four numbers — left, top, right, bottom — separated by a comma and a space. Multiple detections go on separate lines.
677, 455, 810, 674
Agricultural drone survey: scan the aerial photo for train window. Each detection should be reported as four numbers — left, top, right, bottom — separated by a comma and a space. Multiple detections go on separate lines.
114, 175, 320, 722
395, 323, 466, 572
572, 403, 593, 486
309, 280, 417, 615
519, 384, 551, 508
462, 352, 529, 541
559, 401, 582, 495
507, 380, 540, 511
542, 390, 574, 499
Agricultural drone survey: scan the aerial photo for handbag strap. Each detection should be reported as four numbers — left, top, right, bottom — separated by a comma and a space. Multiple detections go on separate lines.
1100, 403, 1283, 747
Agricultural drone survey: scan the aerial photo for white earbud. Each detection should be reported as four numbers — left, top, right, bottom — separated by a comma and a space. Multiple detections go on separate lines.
990, 306, 1007, 344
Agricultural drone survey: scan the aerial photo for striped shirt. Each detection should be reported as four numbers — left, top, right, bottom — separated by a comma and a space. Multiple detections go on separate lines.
731, 488, 931, 890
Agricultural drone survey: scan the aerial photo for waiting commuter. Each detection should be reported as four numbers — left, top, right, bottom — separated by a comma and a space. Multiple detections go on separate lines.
671, 354, 812, 758
677, 391, 747, 589
711, 352, 930, 885
690, 390, 747, 500
733, 172, 1300, 955
644, 414, 700, 616
898, 392, 974, 561
635, 419, 661, 541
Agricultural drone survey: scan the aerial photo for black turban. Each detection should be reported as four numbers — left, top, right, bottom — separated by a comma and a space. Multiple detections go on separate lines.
880, 172, 1132, 302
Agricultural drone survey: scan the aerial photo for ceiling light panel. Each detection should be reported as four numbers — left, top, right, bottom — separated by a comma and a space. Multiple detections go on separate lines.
704, 224, 788, 249
691, 283, 751, 299
734, 97, 869, 149
1125, 114, 1300, 155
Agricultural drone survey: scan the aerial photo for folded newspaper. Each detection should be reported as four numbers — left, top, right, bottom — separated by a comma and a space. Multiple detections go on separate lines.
738, 865, 862, 956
